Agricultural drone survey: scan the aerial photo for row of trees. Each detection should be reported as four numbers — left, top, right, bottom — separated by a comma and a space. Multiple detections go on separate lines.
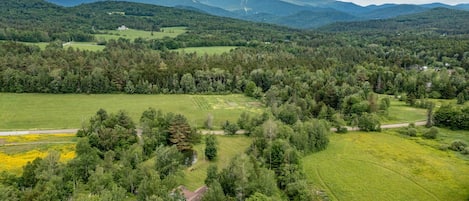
201, 111, 331, 200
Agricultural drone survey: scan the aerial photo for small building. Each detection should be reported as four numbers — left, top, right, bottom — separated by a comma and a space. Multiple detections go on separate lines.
117, 25, 129, 31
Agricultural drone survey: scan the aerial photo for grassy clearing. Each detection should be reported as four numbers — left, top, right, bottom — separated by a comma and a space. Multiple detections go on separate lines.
181, 135, 252, 191
18, 41, 50, 50
379, 95, 427, 124
0, 134, 76, 174
175, 46, 237, 55
303, 132, 469, 201
63, 42, 105, 51
9, 41, 104, 51
95, 27, 186, 41
0, 93, 263, 130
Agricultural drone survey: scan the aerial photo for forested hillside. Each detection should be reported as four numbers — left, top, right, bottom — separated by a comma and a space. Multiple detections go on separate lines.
321, 8, 469, 34
0, 0, 298, 43
45, 0, 469, 29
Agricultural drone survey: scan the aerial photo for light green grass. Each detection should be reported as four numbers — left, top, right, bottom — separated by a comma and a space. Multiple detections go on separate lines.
95, 27, 186, 41
181, 135, 252, 191
303, 132, 469, 201
0, 93, 263, 130
63, 42, 105, 51
175, 46, 237, 55
400, 127, 469, 160
380, 96, 427, 124
5, 41, 104, 51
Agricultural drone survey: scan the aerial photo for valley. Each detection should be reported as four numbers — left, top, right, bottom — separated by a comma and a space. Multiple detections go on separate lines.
1, 0, 469, 200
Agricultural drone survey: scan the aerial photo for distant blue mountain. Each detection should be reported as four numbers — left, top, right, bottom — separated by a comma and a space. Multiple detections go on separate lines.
45, 0, 464, 29
455, 3, 469, 11
361, 4, 429, 19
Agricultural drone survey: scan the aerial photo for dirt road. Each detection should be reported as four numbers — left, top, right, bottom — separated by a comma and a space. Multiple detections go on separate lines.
0, 121, 427, 136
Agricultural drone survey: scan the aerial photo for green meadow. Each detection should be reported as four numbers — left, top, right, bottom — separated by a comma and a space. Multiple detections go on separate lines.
0, 93, 263, 130
181, 135, 252, 190
95, 27, 187, 41
303, 132, 469, 201
16, 41, 104, 51
175, 46, 237, 55
381, 97, 427, 124
62, 42, 105, 51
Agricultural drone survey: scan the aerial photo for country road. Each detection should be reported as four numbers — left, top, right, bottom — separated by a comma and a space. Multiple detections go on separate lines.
0, 121, 427, 136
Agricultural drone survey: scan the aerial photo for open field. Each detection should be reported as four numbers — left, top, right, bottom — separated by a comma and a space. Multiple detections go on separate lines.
0, 93, 263, 130
303, 132, 469, 201
12, 41, 105, 51
379, 95, 427, 124
392, 127, 469, 160
0, 134, 76, 174
175, 46, 237, 55
181, 135, 252, 191
95, 27, 186, 41
62, 42, 105, 51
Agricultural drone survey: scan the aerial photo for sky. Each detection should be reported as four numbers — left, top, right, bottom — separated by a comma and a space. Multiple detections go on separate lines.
339, 0, 469, 6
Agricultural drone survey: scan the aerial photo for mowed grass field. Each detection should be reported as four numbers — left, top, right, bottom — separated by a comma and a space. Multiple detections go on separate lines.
0, 93, 263, 130
303, 132, 469, 201
0, 134, 76, 174
175, 46, 237, 55
181, 135, 252, 191
379, 95, 427, 124
62, 42, 105, 51
95, 27, 186, 41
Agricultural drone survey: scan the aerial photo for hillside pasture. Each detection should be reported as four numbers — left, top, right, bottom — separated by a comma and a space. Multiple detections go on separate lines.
62, 42, 105, 51
95, 27, 186, 41
0, 93, 263, 130
303, 132, 469, 201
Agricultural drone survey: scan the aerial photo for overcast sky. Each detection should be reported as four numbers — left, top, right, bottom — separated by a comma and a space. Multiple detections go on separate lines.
339, 0, 469, 6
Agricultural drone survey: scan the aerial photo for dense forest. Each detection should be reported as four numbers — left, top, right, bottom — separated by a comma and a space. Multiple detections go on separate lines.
1, 0, 469, 200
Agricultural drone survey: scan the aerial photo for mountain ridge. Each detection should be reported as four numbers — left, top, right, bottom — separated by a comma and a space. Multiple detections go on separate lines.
45, 0, 469, 29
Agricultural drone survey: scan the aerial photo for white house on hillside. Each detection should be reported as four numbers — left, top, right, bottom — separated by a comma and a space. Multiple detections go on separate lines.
117, 25, 128, 31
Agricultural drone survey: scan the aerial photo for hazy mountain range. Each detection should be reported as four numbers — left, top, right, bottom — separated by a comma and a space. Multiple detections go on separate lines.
46, 0, 469, 29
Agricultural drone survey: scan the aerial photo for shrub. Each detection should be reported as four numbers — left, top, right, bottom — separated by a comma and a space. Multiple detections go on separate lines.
204, 113, 214, 130
204, 135, 217, 161
450, 140, 468, 152
222, 121, 239, 135
357, 113, 381, 132
423, 127, 438, 139
461, 147, 469, 155
336, 126, 348, 134
438, 144, 449, 151
406, 128, 417, 137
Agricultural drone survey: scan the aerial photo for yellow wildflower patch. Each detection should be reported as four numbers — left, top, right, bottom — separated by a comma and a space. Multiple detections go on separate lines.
0, 144, 76, 174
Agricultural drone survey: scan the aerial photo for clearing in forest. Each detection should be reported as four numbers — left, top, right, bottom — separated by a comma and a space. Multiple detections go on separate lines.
94, 27, 187, 41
